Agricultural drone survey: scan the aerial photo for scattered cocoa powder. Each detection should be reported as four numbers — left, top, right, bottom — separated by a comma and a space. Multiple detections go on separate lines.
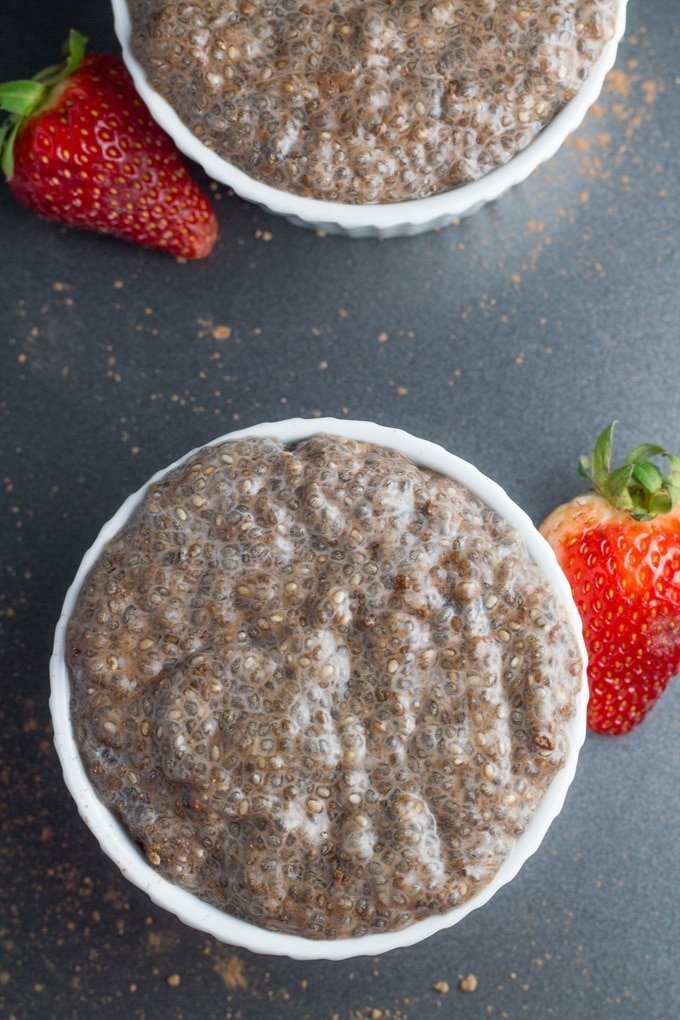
459, 973, 478, 993
213, 954, 247, 991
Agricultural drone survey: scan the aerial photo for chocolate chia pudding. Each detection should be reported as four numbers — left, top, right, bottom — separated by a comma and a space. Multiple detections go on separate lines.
126, 0, 618, 204
67, 434, 581, 939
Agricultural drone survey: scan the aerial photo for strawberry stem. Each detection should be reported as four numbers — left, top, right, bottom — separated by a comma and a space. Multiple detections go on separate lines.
0, 29, 87, 181
579, 422, 680, 520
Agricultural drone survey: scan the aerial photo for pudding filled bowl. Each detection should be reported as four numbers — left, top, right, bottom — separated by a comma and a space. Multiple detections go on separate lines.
51, 419, 587, 960
111, 0, 627, 237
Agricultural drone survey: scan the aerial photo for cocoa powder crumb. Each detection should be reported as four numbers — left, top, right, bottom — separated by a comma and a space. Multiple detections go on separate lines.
459, 973, 478, 993
214, 954, 247, 990
211, 325, 232, 341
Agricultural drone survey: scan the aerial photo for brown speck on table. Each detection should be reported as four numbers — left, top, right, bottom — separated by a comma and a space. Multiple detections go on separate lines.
608, 67, 632, 97
644, 80, 660, 103
459, 973, 478, 993
146, 929, 178, 954
167, 973, 181, 987
433, 981, 449, 993
377, 331, 389, 343
214, 954, 248, 990
212, 324, 232, 341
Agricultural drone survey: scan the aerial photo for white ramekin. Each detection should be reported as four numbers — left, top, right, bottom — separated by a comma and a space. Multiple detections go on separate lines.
111, 0, 626, 238
50, 418, 588, 960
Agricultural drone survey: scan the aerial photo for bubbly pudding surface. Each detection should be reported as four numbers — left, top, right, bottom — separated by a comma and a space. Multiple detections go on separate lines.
67, 435, 581, 938
127, 0, 618, 203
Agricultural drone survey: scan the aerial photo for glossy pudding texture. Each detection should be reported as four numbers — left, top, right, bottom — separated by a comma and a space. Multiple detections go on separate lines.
67, 435, 581, 938
126, 0, 618, 203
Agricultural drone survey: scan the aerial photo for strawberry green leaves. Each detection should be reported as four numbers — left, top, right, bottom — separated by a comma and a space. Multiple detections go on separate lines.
59, 30, 87, 80
579, 422, 680, 520
0, 81, 47, 116
624, 443, 666, 464
0, 30, 87, 180
0, 81, 47, 178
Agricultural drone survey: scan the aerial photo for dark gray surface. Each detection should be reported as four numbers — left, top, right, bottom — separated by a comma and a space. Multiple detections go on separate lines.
1, 2, 678, 1018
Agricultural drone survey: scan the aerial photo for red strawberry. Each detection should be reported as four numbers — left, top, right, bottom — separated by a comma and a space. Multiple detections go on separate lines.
540, 423, 680, 735
0, 30, 217, 259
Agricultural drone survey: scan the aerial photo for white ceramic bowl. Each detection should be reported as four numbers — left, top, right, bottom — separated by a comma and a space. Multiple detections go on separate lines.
50, 418, 588, 960
111, 0, 626, 238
